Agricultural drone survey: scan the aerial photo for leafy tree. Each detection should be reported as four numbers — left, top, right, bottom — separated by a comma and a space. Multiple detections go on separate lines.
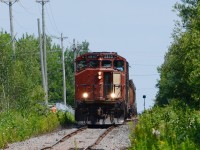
0, 30, 90, 113
174, 0, 198, 29
13, 34, 44, 111
46, 39, 63, 103
64, 41, 90, 106
0, 32, 13, 111
0, 33, 44, 111
156, 0, 200, 107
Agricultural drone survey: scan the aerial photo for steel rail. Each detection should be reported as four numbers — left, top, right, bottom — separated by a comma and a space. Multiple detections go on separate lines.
84, 125, 116, 150
40, 126, 87, 150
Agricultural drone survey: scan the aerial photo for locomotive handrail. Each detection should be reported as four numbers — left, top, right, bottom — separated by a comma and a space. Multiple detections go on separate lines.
80, 84, 89, 86
78, 83, 122, 87
77, 83, 122, 99
78, 84, 122, 90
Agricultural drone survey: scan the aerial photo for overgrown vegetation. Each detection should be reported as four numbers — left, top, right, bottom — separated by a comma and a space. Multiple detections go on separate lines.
129, 101, 200, 149
129, 0, 200, 149
0, 31, 88, 148
0, 32, 89, 110
0, 109, 75, 148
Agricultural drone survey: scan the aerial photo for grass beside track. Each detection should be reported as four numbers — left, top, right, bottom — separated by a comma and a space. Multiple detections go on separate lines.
0, 110, 75, 149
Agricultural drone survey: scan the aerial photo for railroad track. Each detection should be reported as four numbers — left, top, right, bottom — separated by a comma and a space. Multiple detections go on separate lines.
40, 125, 117, 150
84, 125, 116, 150
41, 126, 88, 150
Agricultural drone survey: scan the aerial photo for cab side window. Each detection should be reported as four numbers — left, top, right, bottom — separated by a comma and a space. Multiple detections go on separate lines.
114, 60, 124, 71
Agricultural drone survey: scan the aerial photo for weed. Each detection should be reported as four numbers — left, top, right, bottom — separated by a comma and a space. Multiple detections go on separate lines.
129, 101, 200, 149
0, 109, 75, 148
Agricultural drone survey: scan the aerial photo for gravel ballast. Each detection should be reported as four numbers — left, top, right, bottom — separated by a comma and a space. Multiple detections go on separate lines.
3, 124, 132, 150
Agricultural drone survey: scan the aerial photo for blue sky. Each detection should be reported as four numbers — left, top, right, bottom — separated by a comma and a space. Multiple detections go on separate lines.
0, 0, 179, 113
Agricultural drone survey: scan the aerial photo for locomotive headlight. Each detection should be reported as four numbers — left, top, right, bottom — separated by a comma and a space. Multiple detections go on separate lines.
98, 76, 102, 79
83, 92, 88, 99
98, 71, 102, 80
110, 93, 116, 99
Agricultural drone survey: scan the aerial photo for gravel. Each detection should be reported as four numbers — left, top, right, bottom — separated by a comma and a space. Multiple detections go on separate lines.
94, 124, 131, 150
2, 124, 132, 150
3, 127, 77, 150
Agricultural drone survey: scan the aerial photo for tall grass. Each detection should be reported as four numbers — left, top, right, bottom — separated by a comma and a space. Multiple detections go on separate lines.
0, 109, 75, 148
129, 100, 200, 150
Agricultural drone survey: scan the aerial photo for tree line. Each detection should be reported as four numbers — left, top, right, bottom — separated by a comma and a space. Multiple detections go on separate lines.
130, 1, 200, 149
156, 0, 200, 108
0, 32, 89, 113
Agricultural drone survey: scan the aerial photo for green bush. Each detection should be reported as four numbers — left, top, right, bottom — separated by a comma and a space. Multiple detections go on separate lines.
0, 109, 75, 149
129, 100, 200, 150
56, 110, 75, 126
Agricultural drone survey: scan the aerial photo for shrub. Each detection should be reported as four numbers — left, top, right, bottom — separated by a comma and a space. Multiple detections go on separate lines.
129, 100, 200, 150
0, 109, 75, 149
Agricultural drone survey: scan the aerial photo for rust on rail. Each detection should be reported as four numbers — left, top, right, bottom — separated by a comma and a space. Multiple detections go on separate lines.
41, 126, 87, 150
84, 125, 116, 150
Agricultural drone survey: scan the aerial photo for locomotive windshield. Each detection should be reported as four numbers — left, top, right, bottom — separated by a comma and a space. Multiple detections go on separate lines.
77, 60, 86, 71
102, 60, 112, 68
77, 60, 100, 71
114, 60, 124, 71
76, 55, 125, 71
88, 60, 99, 68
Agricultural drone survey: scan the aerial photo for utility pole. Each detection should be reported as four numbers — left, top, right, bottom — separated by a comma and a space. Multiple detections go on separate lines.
36, 0, 49, 105
72, 39, 82, 75
1, 0, 18, 57
37, 18, 47, 104
51, 34, 67, 105
73, 39, 76, 82
61, 34, 67, 105
73, 39, 82, 86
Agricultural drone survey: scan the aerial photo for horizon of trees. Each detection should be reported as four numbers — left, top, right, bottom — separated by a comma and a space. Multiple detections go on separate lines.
0, 31, 89, 112
156, 0, 200, 108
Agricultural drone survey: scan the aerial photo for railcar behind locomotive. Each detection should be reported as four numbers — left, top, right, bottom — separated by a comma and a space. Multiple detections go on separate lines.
75, 52, 136, 125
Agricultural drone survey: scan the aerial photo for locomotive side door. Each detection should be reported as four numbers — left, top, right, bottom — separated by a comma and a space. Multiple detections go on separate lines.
113, 73, 121, 98
104, 72, 112, 98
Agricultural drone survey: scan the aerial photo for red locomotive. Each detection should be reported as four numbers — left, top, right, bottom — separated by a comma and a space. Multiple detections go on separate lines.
75, 52, 136, 124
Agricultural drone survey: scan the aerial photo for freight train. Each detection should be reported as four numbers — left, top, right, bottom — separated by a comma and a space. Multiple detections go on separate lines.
74, 52, 137, 125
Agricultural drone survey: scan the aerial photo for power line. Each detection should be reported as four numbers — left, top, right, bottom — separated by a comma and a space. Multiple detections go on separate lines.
13, 16, 29, 30
45, 24, 51, 35
137, 88, 157, 91
47, 2, 60, 34
46, 7, 59, 35
18, 1, 37, 16
131, 63, 158, 67
130, 74, 159, 77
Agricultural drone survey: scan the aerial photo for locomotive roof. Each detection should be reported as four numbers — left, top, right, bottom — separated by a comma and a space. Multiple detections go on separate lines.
76, 52, 126, 60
